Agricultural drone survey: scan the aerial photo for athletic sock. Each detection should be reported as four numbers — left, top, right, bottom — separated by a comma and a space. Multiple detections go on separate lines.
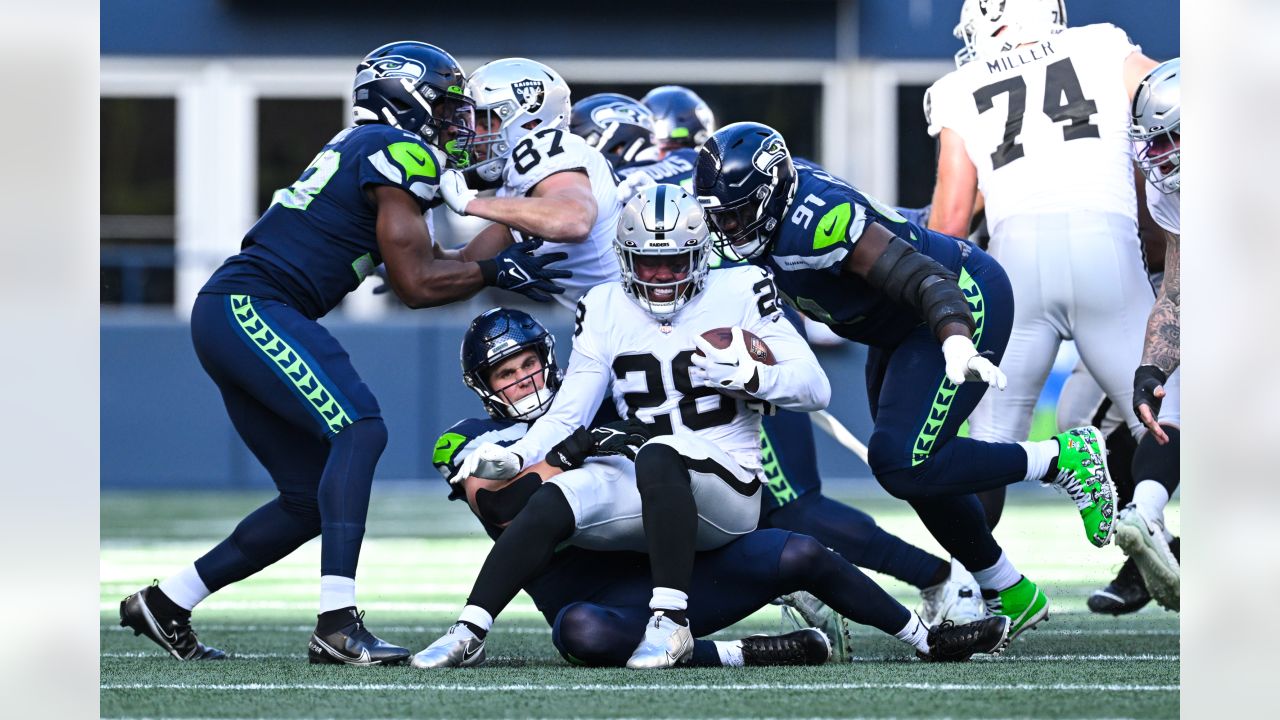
650, 586, 689, 626
158, 563, 211, 612
1132, 480, 1171, 522
458, 605, 494, 640
894, 611, 931, 654
971, 551, 1021, 593
319, 575, 356, 613
714, 640, 745, 667
1018, 439, 1058, 482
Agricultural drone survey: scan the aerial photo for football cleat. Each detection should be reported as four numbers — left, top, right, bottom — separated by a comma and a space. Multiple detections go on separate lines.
1114, 504, 1180, 611
919, 559, 986, 626
119, 584, 226, 661
983, 576, 1049, 640
742, 628, 831, 666
780, 591, 852, 663
308, 608, 410, 666
1047, 426, 1117, 547
410, 623, 487, 669
1087, 557, 1152, 615
625, 612, 694, 669
918, 615, 1011, 662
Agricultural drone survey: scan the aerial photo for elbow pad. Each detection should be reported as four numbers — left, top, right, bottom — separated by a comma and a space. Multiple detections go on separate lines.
474, 473, 543, 527
866, 235, 975, 337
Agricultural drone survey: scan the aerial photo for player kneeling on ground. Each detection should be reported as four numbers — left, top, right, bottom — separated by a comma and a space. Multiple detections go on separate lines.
419, 186, 1011, 668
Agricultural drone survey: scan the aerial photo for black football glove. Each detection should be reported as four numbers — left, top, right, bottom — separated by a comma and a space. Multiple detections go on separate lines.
546, 426, 595, 470
589, 420, 654, 461
479, 238, 573, 303
1132, 364, 1168, 421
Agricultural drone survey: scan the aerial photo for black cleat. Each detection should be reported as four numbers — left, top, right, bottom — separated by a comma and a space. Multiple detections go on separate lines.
1087, 557, 1151, 615
308, 608, 410, 666
119, 584, 226, 661
741, 628, 832, 666
918, 615, 1011, 662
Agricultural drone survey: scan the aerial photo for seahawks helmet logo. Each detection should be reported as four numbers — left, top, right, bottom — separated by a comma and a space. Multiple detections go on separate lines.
978, 0, 1006, 21
751, 133, 789, 175
591, 102, 650, 128
512, 79, 546, 113
369, 56, 426, 82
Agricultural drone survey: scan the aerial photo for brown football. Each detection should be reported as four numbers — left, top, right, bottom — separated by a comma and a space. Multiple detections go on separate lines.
698, 327, 776, 365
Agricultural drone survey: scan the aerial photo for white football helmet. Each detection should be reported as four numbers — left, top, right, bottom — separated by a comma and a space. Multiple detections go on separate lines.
467, 58, 573, 183
953, 0, 1067, 66
1130, 58, 1180, 194
615, 184, 713, 320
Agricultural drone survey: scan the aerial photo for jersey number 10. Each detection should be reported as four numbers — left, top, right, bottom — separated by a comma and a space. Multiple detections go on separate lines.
973, 57, 1100, 170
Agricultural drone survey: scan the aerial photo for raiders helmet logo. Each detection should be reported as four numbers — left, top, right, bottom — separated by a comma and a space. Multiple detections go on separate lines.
978, 0, 1006, 22
751, 133, 789, 175
369, 56, 426, 82
512, 79, 546, 113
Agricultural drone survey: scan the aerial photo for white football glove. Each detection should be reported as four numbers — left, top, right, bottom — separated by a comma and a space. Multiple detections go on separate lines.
616, 171, 656, 203
447, 442, 523, 485
941, 335, 1007, 390
440, 169, 478, 216
690, 327, 761, 394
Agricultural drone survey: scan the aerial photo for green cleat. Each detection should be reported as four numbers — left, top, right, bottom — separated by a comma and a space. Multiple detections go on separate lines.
1047, 426, 1117, 547
982, 576, 1049, 641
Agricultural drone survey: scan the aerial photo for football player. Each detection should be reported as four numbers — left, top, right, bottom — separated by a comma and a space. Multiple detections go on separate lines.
117, 41, 570, 665
693, 122, 1116, 643
569, 93, 658, 170
416, 191, 1010, 668
435, 58, 623, 310
923, 1, 1180, 590
615, 86, 982, 626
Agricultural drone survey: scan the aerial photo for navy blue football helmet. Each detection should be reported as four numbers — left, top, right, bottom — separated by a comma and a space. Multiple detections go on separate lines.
352, 41, 476, 167
460, 308, 562, 421
693, 122, 797, 261
570, 93, 655, 165
642, 86, 716, 148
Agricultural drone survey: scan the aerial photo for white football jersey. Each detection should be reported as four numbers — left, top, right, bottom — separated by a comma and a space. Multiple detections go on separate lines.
1145, 181, 1180, 235
505, 265, 831, 472
927, 24, 1141, 233
496, 128, 622, 310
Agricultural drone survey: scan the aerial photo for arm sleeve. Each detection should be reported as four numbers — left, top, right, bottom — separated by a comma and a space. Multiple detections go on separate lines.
742, 269, 831, 412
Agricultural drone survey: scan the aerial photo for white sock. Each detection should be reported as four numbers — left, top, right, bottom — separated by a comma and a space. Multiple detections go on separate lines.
971, 551, 1022, 592
1018, 439, 1058, 482
894, 611, 931, 654
458, 604, 494, 633
650, 586, 689, 612
1132, 480, 1171, 520
715, 640, 745, 667
318, 575, 356, 613
158, 564, 211, 611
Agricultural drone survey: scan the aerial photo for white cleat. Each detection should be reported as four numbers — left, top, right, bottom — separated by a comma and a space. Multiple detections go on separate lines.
625, 612, 694, 669
1114, 504, 1180, 611
920, 559, 987, 626
780, 591, 851, 663
410, 623, 487, 669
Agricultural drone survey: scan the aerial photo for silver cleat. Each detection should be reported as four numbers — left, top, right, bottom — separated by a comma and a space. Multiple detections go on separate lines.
410, 623, 487, 669
919, 559, 987, 626
1115, 504, 1180, 611
625, 612, 693, 669
780, 591, 851, 663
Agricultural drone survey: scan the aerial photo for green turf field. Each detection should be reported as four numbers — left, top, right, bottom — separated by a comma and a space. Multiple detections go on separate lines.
101, 484, 1179, 719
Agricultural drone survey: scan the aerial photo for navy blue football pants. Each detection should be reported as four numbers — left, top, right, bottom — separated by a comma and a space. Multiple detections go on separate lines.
863, 248, 1026, 572
189, 293, 385, 591
543, 529, 909, 667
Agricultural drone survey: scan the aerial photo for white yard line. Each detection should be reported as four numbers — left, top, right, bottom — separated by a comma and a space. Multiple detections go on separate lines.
100, 651, 1179, 662
101, 681, 1178, 692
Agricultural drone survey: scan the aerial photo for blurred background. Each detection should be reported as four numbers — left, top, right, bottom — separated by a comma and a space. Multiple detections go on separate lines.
100, 0, 1179, 489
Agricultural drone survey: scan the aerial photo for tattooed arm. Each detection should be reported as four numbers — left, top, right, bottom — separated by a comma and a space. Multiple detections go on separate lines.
1133, 231, 1179, 443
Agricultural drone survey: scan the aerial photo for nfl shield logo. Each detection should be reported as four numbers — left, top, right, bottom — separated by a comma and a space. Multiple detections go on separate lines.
512, 79, 546, 113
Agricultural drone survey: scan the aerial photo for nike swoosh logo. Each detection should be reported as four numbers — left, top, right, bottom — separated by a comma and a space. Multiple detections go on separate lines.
462, 643, 482, 662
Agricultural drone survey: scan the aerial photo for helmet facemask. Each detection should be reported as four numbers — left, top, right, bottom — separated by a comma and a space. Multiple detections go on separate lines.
460, 308, 563, 422
466, 59, 574, 183
475, 346, 559, 421
1130, 58, 1181, 195
615, 184, 713, 320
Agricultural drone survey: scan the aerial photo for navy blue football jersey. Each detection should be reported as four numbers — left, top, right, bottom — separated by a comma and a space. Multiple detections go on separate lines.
203, 124, 445, 319
757, 160, 970, 348
432, 415, 529, 538
617, 147, 698, 190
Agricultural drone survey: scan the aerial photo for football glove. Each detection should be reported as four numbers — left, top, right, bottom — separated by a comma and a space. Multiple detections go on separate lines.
448, 442, 523, 485
546, 426, 596, 470
690, 327, 761, 394
480, 238, 573, 303
440, 168, 479, 216
940, 335, 1007, 389
1132, 364, 1170, 443
616, 171, 656, 203
589, 420, 654, 461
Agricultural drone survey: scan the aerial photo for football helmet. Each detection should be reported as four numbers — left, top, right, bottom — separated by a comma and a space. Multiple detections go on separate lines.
693, 122, 797, 262
467, 58, 573, 183
953, 0, 1067, 67
615, 184, 713, 320
460, 308, 563, 421
352, 41, 475, 167
570, 93, 655, 165
1130, 58, 1180, 194
642, 85, 716, 148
